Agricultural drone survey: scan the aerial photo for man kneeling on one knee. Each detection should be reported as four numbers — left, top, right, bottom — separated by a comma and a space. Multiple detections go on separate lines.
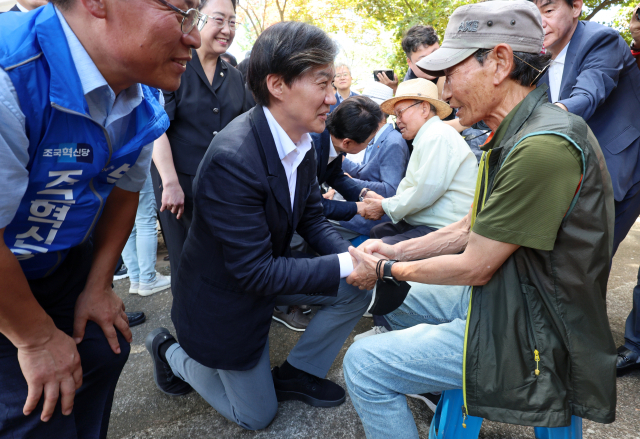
145, 22, 371, 431
343, 2, 617, 438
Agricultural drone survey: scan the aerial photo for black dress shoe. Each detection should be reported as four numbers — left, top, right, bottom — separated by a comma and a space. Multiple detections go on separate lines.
145, 328, 192, 396
616, 345, 640, 376
299, 305, 312, 314
272, 366, 345, 407
126, 311, 146, 327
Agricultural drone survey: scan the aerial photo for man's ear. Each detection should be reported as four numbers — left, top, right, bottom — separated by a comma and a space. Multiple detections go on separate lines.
491, 44, 514, 86
266, 74, 285, 103
79, 0, 107, 19
572, 0, 584, 19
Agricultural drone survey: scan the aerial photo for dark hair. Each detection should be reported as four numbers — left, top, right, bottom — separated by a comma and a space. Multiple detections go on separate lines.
247, 22, 338, 106
474, 49, 551, 87
237, 58, 250, 82
401, 25, 439, 57
49, 0, 71, 10
326, 96, 383, 144
199, 0, 237, 12
529, 0, 573, 9
221, 52, 238, 67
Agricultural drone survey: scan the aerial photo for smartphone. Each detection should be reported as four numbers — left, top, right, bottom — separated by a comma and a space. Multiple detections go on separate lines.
374, 69, 394, 82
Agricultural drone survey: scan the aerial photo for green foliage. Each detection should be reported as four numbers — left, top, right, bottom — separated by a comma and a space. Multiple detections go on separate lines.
343, 0, 483, 81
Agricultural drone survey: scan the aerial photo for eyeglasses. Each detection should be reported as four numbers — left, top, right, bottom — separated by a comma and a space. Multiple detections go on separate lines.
155, 0, 208, 34
471, 49, 550, 87
335, 73, 350, 78
208, 15, 241, 30
394, 101, 421, 119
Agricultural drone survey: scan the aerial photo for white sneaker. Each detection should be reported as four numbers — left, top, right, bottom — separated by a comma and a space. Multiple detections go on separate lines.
138, 273, 171, 297
129, 281, 139, 294
354, 326, 389, 341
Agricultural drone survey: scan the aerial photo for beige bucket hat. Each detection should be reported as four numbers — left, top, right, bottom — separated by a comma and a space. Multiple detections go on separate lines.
380, 79, 452, 119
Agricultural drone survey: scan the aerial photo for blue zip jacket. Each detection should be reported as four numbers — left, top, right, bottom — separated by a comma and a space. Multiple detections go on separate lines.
0, 5, 169, 279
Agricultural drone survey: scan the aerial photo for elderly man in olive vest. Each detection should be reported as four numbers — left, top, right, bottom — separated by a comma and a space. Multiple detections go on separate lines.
342, 1, 616, 437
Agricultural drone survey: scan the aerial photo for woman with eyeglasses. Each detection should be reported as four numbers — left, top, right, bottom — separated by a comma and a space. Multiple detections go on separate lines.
151, 0, 251, 288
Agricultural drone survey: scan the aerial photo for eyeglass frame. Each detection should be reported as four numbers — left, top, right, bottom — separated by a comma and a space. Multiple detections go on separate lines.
394, 101, 422, 119
207, 14, 241, 30
464, 48, 550, 87
155, 0, 208, 34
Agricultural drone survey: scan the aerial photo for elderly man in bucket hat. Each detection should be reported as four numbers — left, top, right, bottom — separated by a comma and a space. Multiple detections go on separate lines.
361, 78, 478, 245
342, 1, 617, 437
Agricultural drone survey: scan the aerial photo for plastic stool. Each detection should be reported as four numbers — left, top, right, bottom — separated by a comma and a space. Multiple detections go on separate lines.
428, 390, 582, 439
349, 235, 369, 247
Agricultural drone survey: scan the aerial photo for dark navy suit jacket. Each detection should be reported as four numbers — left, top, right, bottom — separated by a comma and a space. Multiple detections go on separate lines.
310, 129, 365, 221
172, 106, 350, 370
539, 21, 640, 201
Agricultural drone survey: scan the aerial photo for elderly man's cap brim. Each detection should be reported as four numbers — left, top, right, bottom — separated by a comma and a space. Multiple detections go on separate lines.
416, 47, 477, 78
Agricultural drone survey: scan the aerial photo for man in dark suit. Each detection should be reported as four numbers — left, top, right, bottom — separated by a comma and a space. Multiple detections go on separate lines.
532, 0, 640, 375
310, 96, 385, 222
145, 22, 371, 430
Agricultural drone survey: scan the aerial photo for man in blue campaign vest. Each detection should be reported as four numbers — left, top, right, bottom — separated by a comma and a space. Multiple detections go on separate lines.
0, 0, 203, 436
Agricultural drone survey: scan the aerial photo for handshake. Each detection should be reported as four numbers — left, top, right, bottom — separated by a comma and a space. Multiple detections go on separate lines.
356, 190, 386, 221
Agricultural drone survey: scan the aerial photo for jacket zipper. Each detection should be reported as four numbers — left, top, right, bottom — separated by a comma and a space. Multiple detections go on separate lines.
463, 150, 492, 426
50, 102, 113, 244
522, 289, 542, 377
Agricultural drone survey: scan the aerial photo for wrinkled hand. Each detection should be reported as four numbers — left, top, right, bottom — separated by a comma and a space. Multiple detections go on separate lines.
359, 238, 398, 260
73, 285, 132, 355
18, 326, 82, 422
363, 198, 385, 220
364, 190, 384, 200
347, 246, 382, 290
322, 188, 336, 200
377, 72, 399, 94
160, 181, 184, 219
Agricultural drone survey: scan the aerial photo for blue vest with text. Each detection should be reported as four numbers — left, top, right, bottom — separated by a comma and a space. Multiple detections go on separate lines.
0, 4, 169, 279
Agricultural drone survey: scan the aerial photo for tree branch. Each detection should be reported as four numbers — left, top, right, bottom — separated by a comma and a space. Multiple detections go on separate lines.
238, 2, 260, 39
584, 0, 617, 21
404, 0, 415, 15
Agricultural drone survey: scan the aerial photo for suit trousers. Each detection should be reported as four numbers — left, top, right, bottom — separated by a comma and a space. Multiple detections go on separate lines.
150, 164, 195, 292
0, 243, 130, 439
166, 279, 372, 430
613, 180, 640, 354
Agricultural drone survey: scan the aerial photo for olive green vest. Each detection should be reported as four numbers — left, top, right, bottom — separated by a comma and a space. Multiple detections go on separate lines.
464, 86, 617, 427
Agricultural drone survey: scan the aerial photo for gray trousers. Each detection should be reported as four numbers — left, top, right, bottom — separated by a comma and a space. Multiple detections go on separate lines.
166, 279, 372, 430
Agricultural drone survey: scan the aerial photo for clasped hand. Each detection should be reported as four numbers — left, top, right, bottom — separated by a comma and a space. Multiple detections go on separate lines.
347, 239, 398, 290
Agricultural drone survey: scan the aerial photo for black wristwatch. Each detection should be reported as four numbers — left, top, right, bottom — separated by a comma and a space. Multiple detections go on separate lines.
382, 260, 399, 285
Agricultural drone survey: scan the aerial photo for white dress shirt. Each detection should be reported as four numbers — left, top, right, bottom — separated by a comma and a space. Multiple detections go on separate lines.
262, 107, 353, 277
549, 44, 569, 103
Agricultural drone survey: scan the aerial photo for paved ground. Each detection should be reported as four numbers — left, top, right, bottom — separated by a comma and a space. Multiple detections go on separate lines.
108, 224, 640, 439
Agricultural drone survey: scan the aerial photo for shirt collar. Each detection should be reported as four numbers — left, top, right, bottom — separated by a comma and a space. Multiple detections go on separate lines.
553, 44, 569, 66
16, 2, 29, 12
373, 123, 392, 144
413, 115, 441, 144
262, 106, 312, 161
54, 7, 143, 110
327, 141, 340, 163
